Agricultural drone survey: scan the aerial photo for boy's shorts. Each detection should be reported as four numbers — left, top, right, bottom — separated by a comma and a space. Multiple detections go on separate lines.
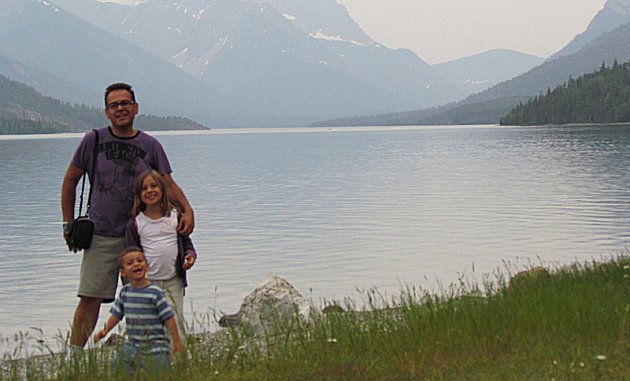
78, 235, 125, 303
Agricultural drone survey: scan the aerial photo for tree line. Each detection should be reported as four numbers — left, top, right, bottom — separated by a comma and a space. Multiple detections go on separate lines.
500, 60, 630, 126
0, 75, 209, 134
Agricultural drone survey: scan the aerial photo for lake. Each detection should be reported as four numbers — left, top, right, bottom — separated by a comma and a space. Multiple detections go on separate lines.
1, 124, 630, 355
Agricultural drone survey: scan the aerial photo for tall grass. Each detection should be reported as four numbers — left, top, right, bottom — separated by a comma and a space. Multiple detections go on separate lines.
2, 256, 628, 380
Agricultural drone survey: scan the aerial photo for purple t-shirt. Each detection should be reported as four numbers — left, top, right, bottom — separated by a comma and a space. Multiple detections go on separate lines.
71, 127, 172, 237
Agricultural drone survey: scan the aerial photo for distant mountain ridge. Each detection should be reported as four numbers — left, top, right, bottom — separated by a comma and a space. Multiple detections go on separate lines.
7, 0, 462, 127
466, 23, 630, 104
315, 0, 630, 127
0, 0, 230, 124
549, 0, 630, 60
432, 49, 544, 97
0, 0, 618, 130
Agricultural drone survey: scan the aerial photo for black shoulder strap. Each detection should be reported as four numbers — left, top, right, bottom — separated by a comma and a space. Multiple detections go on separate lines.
78, 129, 99, 217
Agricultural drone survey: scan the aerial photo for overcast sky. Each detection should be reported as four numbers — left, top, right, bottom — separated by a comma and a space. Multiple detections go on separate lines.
103, 0, 609, 64
337, 0, 608, 64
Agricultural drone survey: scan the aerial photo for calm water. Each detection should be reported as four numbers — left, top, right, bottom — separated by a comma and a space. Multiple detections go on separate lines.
1, 124, 630, 354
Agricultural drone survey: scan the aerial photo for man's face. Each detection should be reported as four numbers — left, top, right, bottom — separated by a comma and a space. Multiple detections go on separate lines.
105, 89, 138, 129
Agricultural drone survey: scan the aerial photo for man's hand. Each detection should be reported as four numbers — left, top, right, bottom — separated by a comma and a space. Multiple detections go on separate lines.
163, 173, 195, 235
61, 164, 83, 253
177, 211, 195, 236
63, 221, 80, 253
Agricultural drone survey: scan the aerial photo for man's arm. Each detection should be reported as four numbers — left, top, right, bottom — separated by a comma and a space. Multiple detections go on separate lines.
61, 164, 85, 251
163, 173, 195, 235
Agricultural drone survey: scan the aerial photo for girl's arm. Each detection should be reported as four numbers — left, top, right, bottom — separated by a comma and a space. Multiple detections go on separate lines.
165, 316, 183, 355
178, 212, 197, 270
93, 315, 120, 343
182, 234, 197, 270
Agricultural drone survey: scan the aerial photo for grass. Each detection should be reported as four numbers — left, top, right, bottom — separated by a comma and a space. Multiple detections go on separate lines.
2, 256, 629, 380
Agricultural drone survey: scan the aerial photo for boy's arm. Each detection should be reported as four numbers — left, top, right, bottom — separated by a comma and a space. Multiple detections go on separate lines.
94, 315, 120, 343
165, 316, 183, 355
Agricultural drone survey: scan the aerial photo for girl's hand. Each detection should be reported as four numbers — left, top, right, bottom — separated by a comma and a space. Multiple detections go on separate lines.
183, 254, 196, 270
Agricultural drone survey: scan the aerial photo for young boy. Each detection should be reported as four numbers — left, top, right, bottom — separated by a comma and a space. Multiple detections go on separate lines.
94, 246, 182, 373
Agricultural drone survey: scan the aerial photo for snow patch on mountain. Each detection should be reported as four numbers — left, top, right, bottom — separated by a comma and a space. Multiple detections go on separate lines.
97, 0, 146, 5
464, 79, 489, 85
174, 47, 188, 59
38, 0, 61, 12
309, 30, 364, 46
192, 6, 208, 21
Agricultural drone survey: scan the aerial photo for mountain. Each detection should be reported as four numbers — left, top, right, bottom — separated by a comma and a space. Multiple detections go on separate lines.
461, 20, 630, 107
316, 2, 630, 127
500, 61, 630, 125
0, 0, 232, 126
43, 0, 461, 125
432, 49, 544, 97
0, 74, 208, 133
0, 54, 101, 106
549, 0, 630, 60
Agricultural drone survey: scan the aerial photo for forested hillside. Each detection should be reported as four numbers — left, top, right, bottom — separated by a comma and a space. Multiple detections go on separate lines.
500, 61, 630, 125
0, 75, 209, 134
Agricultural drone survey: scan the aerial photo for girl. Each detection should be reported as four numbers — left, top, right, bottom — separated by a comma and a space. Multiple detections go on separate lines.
125, 169, 197, 337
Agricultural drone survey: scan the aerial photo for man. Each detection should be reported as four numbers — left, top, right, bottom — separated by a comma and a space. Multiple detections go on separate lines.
61, 82, 194, 350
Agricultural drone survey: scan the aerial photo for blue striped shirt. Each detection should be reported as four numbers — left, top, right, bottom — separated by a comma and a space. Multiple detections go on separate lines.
111, 284, 174, 353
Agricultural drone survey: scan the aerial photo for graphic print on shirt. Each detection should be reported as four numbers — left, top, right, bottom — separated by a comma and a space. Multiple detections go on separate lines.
97, 141, 148, 203
92, 140, 151, 234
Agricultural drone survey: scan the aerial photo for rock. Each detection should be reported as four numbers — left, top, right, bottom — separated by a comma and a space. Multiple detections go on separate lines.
218, 313, 240, 328
322, 304, 344, 314
508, 266, 550, 289
219, 275, 312, 335
103, 333, 125, 347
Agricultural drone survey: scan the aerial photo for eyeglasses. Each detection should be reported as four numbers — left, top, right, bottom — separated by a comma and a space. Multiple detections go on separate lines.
105, 100, 135, 110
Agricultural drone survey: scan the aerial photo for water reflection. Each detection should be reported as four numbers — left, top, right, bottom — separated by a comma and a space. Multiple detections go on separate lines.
1, 125, 630, 352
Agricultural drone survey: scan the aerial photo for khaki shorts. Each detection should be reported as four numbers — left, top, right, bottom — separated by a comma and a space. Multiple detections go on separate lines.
78, 235, 125, 303
150, 276, 185, 336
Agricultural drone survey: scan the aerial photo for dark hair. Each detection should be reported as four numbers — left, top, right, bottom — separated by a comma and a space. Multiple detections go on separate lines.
118, 246, 145, 268
105, 82, 136, 105
131, 169, 174, 217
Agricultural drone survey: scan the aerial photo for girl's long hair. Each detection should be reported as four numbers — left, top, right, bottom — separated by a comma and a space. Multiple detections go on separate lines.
131, 169, 174, 217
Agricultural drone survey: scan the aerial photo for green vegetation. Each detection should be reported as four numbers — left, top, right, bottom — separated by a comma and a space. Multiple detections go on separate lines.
0, 118, 69, 134
2, 257, 629, 380
0, 75, 209, 134
501, 61, 630, 126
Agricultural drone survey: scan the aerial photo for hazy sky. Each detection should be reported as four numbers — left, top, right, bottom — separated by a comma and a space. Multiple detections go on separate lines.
337, 0, 608, 63
102, 0, 608, 64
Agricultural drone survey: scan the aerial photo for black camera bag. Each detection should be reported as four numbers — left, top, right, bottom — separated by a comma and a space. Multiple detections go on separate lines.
66, 129, 98, 250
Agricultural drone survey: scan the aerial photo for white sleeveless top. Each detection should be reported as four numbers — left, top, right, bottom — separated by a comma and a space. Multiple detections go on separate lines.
135, 210, 179, 280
